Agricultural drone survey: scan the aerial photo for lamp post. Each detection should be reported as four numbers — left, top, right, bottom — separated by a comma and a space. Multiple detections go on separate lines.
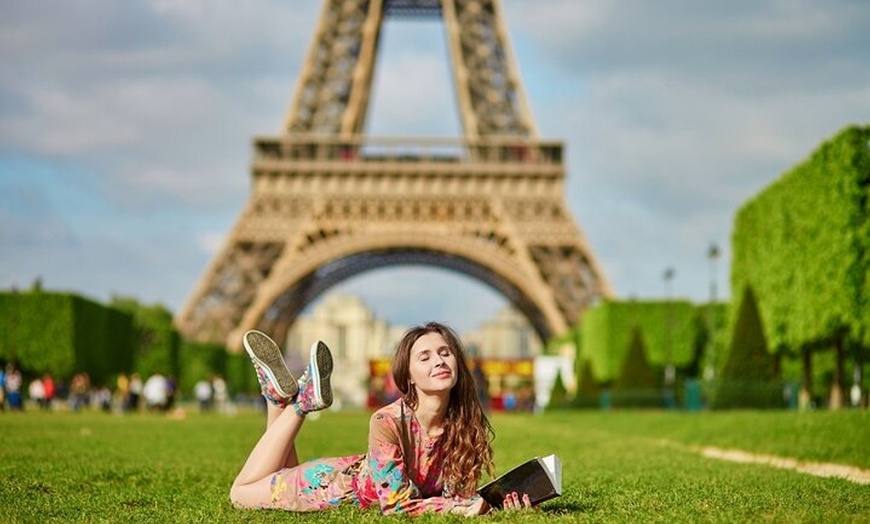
705, 243, 720, 381
663, 266, 676, 408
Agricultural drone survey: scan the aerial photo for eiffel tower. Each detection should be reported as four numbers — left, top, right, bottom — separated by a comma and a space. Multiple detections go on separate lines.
176, 0, 613, 349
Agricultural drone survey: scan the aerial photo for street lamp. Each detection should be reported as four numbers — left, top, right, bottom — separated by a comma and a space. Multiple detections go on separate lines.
663, 267, 676, 408
705, 243, 720, 381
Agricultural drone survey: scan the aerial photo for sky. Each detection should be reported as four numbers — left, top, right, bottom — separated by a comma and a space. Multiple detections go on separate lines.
1, 1, 869, 335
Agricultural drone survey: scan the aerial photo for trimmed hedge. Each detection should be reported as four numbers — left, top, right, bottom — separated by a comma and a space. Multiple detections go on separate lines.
611, 328, 662, 408
0, 291, 135, 384
731, 124, 870, 354
226, 350, 260, 398
710, 286, 781, 409
571, 357, 599, 408
546, 370, 571, 409
110, 297, 180, 380
614, 328, 660, 390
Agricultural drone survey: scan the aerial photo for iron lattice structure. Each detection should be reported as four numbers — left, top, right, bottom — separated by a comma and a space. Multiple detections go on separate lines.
177, 0, 613, 349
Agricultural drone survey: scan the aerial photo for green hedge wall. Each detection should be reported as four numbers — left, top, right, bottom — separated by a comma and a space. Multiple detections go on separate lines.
73, 296, 136, 385
110, 298, 180, 380
731, 124, 870, 353
226, 351, 259, 397
0, 291, 135, 384
580, 299, 698, 383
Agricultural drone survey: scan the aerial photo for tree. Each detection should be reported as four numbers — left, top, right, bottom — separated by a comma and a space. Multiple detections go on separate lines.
710, 286, 780, 409
547, 371, 570, 409
571, 357, 599, 409
612, 328, 661, 408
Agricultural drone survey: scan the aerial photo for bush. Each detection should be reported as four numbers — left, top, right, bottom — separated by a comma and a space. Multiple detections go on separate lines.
710, 286, 780, 409
571, 358, 599, 408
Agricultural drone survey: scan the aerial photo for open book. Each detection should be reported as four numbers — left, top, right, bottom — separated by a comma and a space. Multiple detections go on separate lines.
477, 454, 562, 508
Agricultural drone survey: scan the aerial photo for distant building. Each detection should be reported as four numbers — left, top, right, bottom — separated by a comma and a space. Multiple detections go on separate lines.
286, 295, 406, 408
463, 306, 544, 359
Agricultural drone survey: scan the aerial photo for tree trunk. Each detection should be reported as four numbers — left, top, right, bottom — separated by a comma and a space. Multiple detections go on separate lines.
829, 338, 845, 410
799, 347, 812, 410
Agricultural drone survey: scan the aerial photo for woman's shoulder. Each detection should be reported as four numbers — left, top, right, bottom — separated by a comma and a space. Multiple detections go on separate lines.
370, 398, 415, 431
371, 397, 405, 421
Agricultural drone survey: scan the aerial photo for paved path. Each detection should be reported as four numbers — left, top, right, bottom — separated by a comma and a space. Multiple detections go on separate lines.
661, 440, 870, 485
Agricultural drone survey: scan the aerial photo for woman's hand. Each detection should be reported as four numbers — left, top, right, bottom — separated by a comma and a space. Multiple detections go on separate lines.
462, 497, 491, 516
501, 492, 533, 511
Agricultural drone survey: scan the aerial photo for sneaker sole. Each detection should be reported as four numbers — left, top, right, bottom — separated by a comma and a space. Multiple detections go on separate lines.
309, 340, 333, 408
243, 330, 298, 399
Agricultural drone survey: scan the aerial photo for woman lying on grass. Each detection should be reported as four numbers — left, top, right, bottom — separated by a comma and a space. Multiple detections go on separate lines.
230, 321, 533, 516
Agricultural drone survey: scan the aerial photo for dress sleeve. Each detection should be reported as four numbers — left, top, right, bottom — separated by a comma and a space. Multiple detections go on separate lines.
367, 411, 482, 516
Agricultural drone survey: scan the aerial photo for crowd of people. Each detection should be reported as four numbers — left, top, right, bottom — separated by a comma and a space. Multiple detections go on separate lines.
0, 360, 231, 414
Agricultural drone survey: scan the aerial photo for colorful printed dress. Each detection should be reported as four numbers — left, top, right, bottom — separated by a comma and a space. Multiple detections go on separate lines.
269, 398, 483, 515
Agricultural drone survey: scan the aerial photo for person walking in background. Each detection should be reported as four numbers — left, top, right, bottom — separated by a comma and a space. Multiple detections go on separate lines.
229, 322, 532, 516
5, 363, 23, 411
116, 373, 130, 412
0, 362, 6, 411
166, 376, 178, 411
143, 373, 169, 412
28, 376, 45, 410
69, 372, 91, 411
93, 385, 112, 412
42, 373, 56, 410
194, 378, 213, 413
127, 373, 142, 412
212, 375, 230, 414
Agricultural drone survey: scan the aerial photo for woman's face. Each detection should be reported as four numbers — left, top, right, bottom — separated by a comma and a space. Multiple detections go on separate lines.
408, 332, 458, 396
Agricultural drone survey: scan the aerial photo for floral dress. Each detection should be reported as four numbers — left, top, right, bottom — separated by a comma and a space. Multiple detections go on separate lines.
269, 398, 482, 515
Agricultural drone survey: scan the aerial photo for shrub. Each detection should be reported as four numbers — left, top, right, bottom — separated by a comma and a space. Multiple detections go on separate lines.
710, 286, 781, 409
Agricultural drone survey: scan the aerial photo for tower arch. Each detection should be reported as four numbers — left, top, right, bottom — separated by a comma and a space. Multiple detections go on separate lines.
230, 233, 565, 348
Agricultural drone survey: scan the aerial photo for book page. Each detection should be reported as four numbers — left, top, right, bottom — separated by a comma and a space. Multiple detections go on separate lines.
540, 454, 562, 494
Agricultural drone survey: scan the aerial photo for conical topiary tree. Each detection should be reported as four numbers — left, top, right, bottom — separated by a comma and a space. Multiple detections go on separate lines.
711, 286, 781, 409
613, 328, 661, 407
547, 370, 570, 410
572, 357, 599, 408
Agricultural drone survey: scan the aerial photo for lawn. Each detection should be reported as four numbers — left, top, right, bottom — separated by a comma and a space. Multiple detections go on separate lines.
1, 406, 868, 523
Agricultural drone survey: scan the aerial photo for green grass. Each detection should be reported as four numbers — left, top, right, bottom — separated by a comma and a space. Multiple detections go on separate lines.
1, 407, 868, 523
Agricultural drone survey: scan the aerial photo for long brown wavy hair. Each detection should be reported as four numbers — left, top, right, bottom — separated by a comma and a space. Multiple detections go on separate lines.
391, 322, 495, 497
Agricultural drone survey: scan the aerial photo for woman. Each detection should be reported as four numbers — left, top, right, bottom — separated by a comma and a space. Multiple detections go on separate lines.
230, 322, 532, 516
